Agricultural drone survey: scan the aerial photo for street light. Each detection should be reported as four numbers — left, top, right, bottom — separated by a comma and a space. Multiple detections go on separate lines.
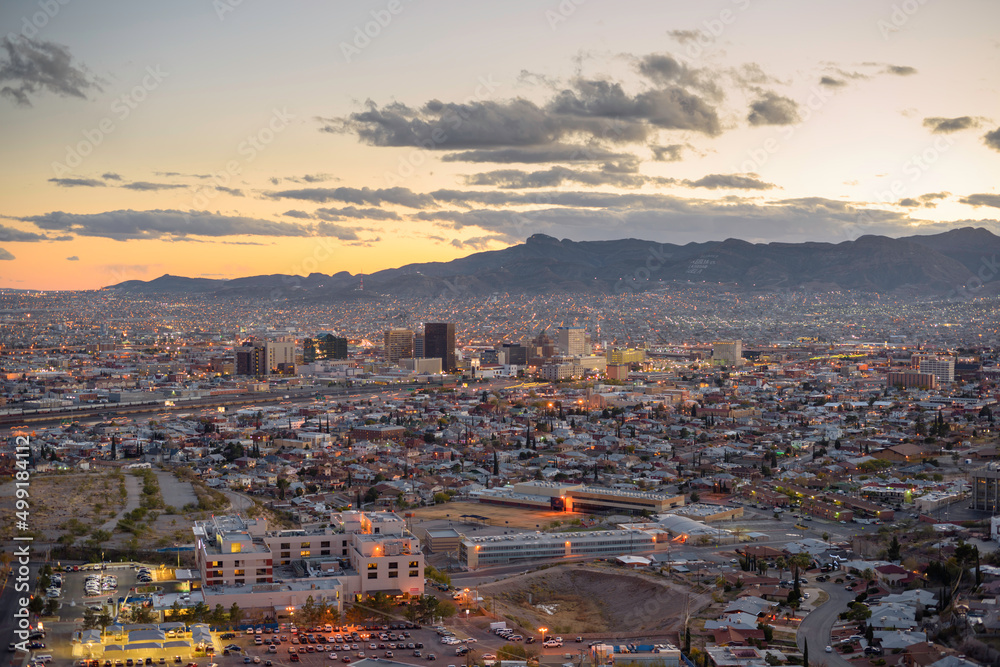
539, 627, 548, 643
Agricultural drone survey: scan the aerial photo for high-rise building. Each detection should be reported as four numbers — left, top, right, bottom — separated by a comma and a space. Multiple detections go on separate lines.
501, 343, 527, 366
384, 329, 415, 363
913, 355, 955, 384
413, 334, 425, 359
235, 339, 296, 376
607, 347, 645, 364
424, 322, 456, 372
713, 340, 743, 366
557, 326, 587, 356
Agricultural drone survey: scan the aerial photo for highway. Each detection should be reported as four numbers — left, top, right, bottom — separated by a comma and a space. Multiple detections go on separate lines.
0, 557, 40, 660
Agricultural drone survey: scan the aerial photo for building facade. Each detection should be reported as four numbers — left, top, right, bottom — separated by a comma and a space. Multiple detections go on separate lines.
424, 323, 456, 372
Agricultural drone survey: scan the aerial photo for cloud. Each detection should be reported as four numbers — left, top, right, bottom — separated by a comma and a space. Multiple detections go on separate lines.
215, 186, 244, 196
18, 209, 313, 240
283, 209, 313, 219
923, 116, 981, 134
267, 186, 434, 208
898, 192, 949, 208
66, 255, 79, 261
315, 221, 360, 240
102, 172, 122, 181
0, 36, 101, 106
49, 177, 105, 187
465, 165, 659, 189
0, 224, 49, 242
0, 248, 14, 260
315, 206, 401, 221
449, 235, 509, 250
748, 91, 800, 126
961, 194, 1000, 209
682, 174, 775, 190
441, 145, 630, 164
120, 181, 188, 191
325, 71, 722, 151
885, 65, 917, 76
819, 76, 846, 88
651, 144, 686, 162
984, 127, 1000, 152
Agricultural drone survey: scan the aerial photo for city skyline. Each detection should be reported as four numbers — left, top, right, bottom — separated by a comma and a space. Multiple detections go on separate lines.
1, 0, 999, 290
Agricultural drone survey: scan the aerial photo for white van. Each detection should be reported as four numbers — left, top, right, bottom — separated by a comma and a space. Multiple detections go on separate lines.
33, 655, 53, 663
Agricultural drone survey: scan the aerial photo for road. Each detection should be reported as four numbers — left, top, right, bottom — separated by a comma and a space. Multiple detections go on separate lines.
796, 582, 855, 667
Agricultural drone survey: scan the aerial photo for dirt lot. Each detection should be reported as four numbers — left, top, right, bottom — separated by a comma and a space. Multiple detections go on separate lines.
409, 501, 585, 530
480, 564, 701, 635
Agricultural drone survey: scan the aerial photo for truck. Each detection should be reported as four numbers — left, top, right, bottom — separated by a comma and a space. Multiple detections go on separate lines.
489, 623, 507, 632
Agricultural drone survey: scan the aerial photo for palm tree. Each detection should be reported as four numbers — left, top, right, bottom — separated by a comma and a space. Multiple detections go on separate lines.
775, 556, 787, 581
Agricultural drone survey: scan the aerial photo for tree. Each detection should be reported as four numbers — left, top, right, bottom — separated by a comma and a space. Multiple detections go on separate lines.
276, 477, 290, 500
28, 595, 44, 615
886, 535, 901, 562
861, 567, 876, 589
211, 604, 227, 626
690, 491, 700, 503
229, 602, 243, 629
822, 532, 830, 544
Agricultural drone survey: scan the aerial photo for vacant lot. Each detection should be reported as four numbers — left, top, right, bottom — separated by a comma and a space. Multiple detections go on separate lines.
409, 501, 584, 530
480, 564, 700, 635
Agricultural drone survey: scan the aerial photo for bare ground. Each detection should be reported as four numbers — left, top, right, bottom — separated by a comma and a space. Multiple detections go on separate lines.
480, 564, 711, 636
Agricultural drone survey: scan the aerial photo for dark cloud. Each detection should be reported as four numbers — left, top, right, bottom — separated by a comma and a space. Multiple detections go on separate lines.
320, 98, 562, 148
49, 177, 105, 187
66, 256, 79, 261
651, 144, 686, 162
899, 192, 949, 208
465, 165, 660, 189
747, 92, 800, 126
101, 172, 122, 181
267, 186, 434, 208
961, 194, 1000, 209
984, 127, 1000, 152
0, 37, 101, 106
282, 209, 313, 219
450, 235, 509, 250
315, 206, 401, 221
885, 65, 917, 76
923, 116, 980, 134
315, 221, 360, 240
819, 76, 846, 88
0, 248, 14, 260
326, 72, 722, 151
441, 145, 629, 164
300, 173, 333, 183
550, 78, 721, 135
0, 224, 49, 242
18, 209, 312, 241
683, 174, 775, 190
666, 30, 701, 44
637, 54, 689, 84
120, 181, 188, 191
215, 186, 244, 196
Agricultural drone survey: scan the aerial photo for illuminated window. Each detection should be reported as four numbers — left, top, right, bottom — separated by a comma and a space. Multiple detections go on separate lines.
234, 569, 245, 576
409, 561, 418, 568
409, 570, 419, 577
300, 551, 311, 557
301, 542, 311, 549
367, 563, 378, 570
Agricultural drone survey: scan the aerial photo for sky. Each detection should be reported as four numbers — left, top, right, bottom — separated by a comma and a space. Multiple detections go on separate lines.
0, 0, 998, 290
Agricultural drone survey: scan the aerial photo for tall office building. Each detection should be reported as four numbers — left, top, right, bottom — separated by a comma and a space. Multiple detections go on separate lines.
913, 354, 955, 384
713, 340, 743, 366
501, 343, 527, 366
424, 322, 456, 372
413, 334, 425, 359
557, 326, 587, 356
236, 339, 296, 376
384, 329, 415, 364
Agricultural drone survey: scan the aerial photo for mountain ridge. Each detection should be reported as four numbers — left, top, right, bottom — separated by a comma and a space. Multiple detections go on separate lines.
104, 227, 1000, 299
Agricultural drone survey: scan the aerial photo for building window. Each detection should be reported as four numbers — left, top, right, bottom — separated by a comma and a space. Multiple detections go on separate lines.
342, 549, 348, 555
321, 541, 330, 548
388, 562, 398, 569
409, 570, 418, 577
235, 579, 244, 584
388, 572, 398, 579
300, 550, 311, 557
321, 550, 330, 556
256, 577, 268, 583
256, 568, 268, 576
234, 569, 245, 576
367, 573, 378, 580
367, 563, 378, 570
281, 552, 290, 559
301, 542, 311, 549
280, 543, 290, 550
409, 561, 418, 568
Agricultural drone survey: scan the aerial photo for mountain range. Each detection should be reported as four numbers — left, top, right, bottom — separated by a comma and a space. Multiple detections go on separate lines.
105, 227, 1000, 299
